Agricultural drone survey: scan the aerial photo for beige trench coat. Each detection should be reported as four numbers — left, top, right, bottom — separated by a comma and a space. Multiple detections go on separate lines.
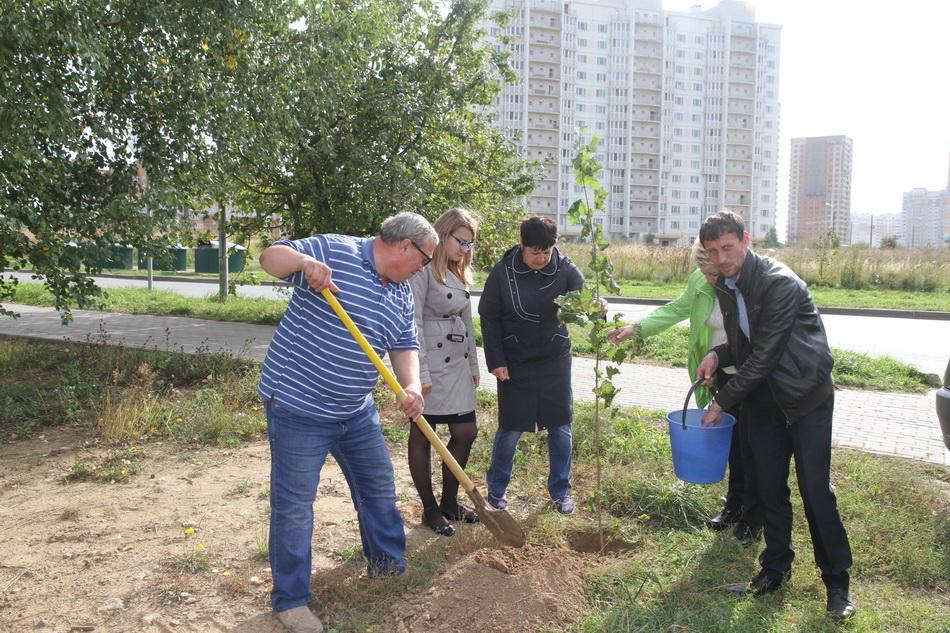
408, 266, 479, 416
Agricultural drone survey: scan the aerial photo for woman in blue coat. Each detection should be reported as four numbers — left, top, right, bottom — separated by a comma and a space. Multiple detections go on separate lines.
478, 217, 584, 514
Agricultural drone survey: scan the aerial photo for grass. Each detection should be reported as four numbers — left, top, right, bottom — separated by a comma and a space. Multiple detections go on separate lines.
0, 335, 264, 444
5, 283, 936, 395
11, 282, 287, 324
555, 242, 950, 294
66, 446, 144, 483
2, 338, 946, 631
310, 389, 950, 632
473, 319, 933, 393
252, 524, 269, 561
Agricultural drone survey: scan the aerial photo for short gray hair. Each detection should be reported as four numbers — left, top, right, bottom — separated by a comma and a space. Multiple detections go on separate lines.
379, 212, 438, 245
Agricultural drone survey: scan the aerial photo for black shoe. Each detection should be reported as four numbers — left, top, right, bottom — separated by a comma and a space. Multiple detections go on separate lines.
732, 522, 762, 546
423, 506, 455, 536
747, 568, 790, 595
708, 506, 742, 531
826, 586, 856, 620
440, 502, 479, 524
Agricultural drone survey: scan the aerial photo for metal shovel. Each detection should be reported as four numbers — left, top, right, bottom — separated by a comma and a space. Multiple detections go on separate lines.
321, 288, 526, 548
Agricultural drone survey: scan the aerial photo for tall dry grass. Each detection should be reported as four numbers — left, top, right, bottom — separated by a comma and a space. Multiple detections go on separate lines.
557, 242, 950, 291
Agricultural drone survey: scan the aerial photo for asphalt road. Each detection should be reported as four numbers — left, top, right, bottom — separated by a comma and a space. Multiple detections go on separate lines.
6, 271, 949, 375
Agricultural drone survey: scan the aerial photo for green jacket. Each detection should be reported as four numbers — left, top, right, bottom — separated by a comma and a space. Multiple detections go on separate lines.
637, 268, 715, 407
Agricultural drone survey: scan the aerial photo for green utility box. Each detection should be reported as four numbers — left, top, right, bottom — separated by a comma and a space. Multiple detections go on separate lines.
194, 241, 246, 273
138, 246, 188, 271
94, 244, 134, 269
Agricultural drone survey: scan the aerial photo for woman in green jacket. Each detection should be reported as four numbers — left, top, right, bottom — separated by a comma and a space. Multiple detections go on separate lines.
608, 243, 759, 543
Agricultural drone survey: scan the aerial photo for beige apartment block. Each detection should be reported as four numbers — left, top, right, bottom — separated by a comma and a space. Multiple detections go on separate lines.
484, 0, 781, 244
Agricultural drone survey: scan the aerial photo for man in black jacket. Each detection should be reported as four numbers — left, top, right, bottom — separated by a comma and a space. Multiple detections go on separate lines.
695, 210, 855, 620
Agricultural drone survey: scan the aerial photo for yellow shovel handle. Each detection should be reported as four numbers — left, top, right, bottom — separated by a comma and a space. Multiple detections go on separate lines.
321, 288, 476, 492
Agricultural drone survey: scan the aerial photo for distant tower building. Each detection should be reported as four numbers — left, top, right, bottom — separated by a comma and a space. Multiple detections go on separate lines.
849, 212, 902, 247
902, 188, 949, 249
787, 135, 853, 245
482, 0, 781, 244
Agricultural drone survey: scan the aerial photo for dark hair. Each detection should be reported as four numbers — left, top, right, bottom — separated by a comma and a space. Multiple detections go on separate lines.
520, 216, 557, 249
699, 208, 745, 243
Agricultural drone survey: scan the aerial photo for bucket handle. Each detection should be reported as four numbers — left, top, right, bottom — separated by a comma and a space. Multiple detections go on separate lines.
680, 377, 717, 431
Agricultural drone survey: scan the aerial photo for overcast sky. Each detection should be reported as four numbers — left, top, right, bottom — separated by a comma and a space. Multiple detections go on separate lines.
667, 0, 950, 231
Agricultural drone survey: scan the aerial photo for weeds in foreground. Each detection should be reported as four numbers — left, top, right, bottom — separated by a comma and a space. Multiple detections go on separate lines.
66, 446, 143, 483
252, 525, 269, 561
176, 527, 210, 574
0, 336, 265, 445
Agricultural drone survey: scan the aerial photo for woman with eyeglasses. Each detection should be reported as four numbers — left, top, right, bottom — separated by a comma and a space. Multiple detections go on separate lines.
407, 207, 481, 536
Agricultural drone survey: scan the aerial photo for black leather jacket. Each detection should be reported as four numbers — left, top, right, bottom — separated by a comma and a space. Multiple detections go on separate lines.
712, 249, 834, 421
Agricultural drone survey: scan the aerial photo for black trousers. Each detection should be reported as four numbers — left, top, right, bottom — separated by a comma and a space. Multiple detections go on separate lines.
743, 386, 852, 588
719, 373, 759, 527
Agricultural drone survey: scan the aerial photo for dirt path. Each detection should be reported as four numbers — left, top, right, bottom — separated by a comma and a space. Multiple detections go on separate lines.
0, 427, 425, 632
1, 423, 603, 633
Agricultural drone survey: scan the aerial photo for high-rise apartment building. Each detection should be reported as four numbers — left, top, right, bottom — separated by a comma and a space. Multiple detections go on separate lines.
786, 135, 853, 245
483, 0, 781, 244
901, 187, 949, 249
849, 212, 902, 247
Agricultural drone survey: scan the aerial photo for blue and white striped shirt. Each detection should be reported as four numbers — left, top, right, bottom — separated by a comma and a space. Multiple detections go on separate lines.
258, 235, 419, 420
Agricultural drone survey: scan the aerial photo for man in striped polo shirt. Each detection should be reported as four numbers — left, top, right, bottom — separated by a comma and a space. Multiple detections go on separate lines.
258, 212, 437, 633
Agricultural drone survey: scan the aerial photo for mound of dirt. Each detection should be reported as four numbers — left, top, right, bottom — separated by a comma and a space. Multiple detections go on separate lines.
391, 545, 591, 633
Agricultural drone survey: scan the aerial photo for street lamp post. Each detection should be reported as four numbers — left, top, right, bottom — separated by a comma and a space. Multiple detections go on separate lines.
826, 202, 835, 242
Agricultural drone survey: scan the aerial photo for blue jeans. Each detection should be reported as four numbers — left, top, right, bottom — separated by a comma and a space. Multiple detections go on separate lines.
265, 397, 406, 612
486, 425, 573, 501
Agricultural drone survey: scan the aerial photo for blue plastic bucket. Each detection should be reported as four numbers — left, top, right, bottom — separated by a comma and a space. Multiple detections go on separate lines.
666, 408, 735, 484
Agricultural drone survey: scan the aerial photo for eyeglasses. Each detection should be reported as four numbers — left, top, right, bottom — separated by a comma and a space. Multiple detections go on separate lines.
410, 241, 433, 266
452, 234, 476, 252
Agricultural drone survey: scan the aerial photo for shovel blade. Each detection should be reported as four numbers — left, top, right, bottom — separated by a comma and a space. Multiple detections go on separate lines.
465, 487, 525, 548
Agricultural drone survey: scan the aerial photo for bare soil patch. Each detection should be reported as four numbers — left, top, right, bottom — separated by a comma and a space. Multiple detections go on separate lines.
391, 546, 592, 633
0, 427, 415, 632
0, 427, 608, 633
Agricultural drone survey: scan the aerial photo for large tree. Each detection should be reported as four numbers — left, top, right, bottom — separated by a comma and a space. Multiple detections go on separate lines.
1, 0, 536, 318
238, 0, 537, 260
0, 0, 301, 316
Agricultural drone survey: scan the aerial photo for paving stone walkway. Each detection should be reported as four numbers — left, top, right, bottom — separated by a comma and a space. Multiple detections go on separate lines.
2, 303, 946, 467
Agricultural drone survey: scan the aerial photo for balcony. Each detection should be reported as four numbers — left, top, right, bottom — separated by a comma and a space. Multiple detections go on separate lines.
632, 95, 661, 107
528, 67, 559, 80
727, 139, 754, 149
529, 32, 559, 47
730, 39, 756, 53
633, 126, 660, 139
634, 28, 662, 43
529, 50, 560, 64
730, 53, 755, 68
725, 165, 753, 176
526, 137, 559, 149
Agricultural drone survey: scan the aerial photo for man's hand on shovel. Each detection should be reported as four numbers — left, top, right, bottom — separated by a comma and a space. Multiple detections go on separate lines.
399, 389, 424, 420
302, 257, 340, 294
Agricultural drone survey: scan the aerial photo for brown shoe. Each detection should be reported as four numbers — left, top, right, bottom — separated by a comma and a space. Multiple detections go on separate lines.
276, 606, 324, 633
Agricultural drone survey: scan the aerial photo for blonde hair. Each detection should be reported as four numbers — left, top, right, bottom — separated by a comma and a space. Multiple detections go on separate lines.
431, 208, 477, 287
691, 240, 714, 272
